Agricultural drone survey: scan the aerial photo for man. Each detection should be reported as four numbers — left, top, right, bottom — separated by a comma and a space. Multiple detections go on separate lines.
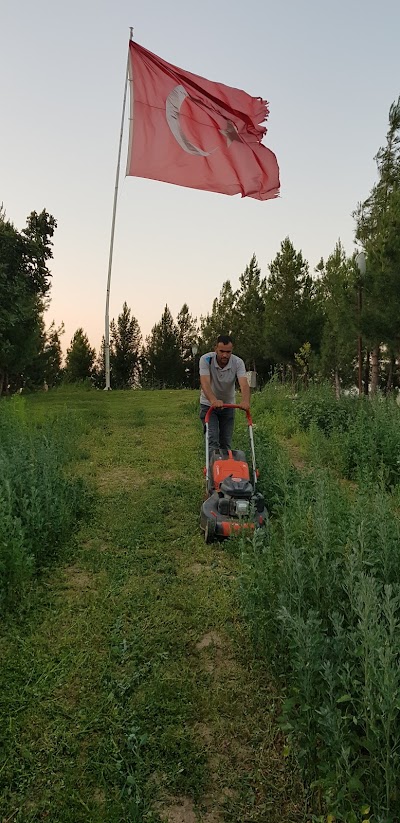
199, 335, 250, 453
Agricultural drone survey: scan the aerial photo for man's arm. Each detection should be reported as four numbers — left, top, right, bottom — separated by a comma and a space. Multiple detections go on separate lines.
238, 375, 251, 411
200, 375, 224, 408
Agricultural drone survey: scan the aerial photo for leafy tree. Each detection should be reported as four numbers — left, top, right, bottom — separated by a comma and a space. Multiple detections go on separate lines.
200, 281, 237, 352
0, 208, 57, 396
142, 306, 182, 388
110, 302, 142, 389
316, 242, 358, 395
177, 303, 198, 386
22, 210, 57, 296
354, 97, 400, 393
265, 237, 322, 379
64, 329, 96, 383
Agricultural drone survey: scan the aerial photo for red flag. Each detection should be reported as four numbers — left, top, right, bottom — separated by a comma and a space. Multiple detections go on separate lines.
127, 41, 280, 201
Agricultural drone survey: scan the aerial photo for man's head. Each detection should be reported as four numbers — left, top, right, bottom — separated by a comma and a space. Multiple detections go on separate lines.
215, 334, 233, 367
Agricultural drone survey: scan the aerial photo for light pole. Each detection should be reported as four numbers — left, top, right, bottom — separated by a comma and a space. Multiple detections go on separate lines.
355, 251, 366, 396
191, 343, 198, 389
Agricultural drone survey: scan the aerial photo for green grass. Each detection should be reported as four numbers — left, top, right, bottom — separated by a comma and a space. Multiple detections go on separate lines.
0, 388, 303, 823
239, 385, 400, 821
0, 395, 91, 609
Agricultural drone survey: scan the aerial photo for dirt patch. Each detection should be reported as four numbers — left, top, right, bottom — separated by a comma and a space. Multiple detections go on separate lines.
202, 791, 236, 820
81, 537, 109, 553
161, 471, 180, 481
187, 563, 209, 576
96, 466, 147, 491
200, 811, 224, 823
155, 796, 224, 823
195, 631, 237, 676
63, 566, 94, 591
195, 722, 213, 746
155, 796, 197, 823
196, 632, 223, 652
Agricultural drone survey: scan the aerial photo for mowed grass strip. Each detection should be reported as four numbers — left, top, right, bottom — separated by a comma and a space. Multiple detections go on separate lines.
0, 389, 303, 822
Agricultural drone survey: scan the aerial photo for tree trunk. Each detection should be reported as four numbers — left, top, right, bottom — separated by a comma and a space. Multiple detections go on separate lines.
0, 370, 3, 398
364, 350, 370, 396
370, 346, 380, 395
357, 283, 363, 396
386, 354, 394, 394
334, 369, 341, 399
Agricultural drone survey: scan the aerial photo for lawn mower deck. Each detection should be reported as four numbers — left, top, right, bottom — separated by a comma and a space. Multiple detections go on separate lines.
200, 404, 267, 542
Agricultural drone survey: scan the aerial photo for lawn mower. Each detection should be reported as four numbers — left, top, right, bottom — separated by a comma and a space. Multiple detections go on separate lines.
200, 403, 267, 542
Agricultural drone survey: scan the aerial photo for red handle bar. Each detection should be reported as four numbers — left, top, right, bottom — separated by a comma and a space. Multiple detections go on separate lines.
204, 403, 253, 426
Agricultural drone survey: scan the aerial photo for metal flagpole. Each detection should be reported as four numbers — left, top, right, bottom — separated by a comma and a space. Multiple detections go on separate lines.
104, 28, 133, 390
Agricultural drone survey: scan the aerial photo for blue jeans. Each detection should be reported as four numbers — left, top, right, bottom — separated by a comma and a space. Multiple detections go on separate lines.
200, 404, 235, 453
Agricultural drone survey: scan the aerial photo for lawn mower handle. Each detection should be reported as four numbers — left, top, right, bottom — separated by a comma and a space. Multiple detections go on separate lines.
204, 403, 253, 426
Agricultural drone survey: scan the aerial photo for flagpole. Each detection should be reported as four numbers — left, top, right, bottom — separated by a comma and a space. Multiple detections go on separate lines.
104, 28, 133, 390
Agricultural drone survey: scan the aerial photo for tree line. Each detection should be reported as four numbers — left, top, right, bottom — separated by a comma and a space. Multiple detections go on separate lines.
1, 97, 399, 396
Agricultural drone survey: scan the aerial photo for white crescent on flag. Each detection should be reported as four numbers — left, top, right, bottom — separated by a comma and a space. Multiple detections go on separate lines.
165, 85, 213, 156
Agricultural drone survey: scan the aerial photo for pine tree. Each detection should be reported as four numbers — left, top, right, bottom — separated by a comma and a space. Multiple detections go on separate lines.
64, 329, 96, 383
110, 302, 142, 389
93, 336, 107, 389
176, 303, 198, 387
43, 322, 64, 387
232, 253, 269, 375
316, 242, 357, 395
354, 97, 400, 393
200, 281, 237, 351
265, 237, 322, 379
142, 306, 182, 388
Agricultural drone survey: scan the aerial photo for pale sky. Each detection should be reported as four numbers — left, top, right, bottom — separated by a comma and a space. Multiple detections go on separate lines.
2, 0, 399, 354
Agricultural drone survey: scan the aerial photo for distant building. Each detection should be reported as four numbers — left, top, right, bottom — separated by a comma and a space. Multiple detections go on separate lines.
246, 371, 257, 389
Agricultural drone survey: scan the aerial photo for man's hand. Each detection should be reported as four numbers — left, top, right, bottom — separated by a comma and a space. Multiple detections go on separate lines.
238, 401, 250, 411
212, 398, 224, 408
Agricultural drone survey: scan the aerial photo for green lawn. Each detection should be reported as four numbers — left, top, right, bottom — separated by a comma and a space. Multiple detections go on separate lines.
0, 388, 303, 822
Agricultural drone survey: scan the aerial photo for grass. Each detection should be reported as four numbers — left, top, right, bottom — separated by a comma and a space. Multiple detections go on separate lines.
0, 388, 303, 823
0, 395, 90, 610
239, 385, 400, 821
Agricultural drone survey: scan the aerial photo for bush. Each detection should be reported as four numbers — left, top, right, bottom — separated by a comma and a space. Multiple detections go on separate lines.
295, 391, 400, 487
292, 383, 357, 434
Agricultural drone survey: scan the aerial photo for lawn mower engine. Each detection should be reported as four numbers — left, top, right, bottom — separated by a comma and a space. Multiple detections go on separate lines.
200, 404, 267, 543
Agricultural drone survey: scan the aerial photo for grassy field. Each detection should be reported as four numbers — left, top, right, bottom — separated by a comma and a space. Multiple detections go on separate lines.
240, 386, 400, 822
0, 388, 303, 823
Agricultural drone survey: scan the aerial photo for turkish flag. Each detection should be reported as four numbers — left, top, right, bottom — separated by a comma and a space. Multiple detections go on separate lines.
127, 41, 280, 201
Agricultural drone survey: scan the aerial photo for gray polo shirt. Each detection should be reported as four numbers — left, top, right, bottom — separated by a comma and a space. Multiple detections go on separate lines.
199, 352, 246, 406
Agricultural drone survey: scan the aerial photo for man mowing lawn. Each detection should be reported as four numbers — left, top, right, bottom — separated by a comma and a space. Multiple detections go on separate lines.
199, 335, 250, 454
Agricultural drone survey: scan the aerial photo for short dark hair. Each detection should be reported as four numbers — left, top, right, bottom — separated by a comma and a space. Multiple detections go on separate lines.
217, 334, 233, 345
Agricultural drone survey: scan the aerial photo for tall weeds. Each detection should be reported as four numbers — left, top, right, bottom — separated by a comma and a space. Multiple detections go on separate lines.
293, 386, 400, 486
239, 386, 400, 820
0, 396, 89, 611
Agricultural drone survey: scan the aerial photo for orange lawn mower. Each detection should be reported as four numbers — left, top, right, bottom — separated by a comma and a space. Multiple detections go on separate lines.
200, 404, 267, 543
